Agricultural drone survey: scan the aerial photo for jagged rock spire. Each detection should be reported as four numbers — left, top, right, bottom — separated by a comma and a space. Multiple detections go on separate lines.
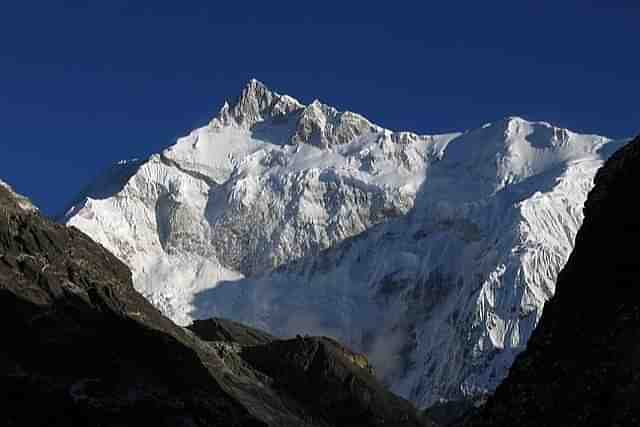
211, 79, 381, 149
212, 79, 303, 129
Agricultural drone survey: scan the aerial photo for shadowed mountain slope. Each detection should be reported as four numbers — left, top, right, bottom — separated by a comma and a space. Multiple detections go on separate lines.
0, 179, 431, 426
188, 317, 276, 346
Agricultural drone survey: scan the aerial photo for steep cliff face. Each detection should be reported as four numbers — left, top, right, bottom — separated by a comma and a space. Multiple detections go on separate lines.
468, 136, 640, 426
63, 80, 627, 406
0, 180, 430, 426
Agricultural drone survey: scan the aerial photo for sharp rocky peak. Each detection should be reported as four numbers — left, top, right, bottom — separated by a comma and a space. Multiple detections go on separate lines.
211, 79, 382, 148
212, 79, 304, 129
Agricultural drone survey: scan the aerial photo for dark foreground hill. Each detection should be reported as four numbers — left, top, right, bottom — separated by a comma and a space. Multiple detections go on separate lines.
466, 136, 640, 426
0, 180, 431, 427
189, 319, 428, 426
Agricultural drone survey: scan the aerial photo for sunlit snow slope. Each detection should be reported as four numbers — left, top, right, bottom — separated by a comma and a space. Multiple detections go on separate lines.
63, 80, 627, 407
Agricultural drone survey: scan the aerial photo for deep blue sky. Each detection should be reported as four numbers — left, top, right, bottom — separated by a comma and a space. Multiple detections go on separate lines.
1, 1, 638, 216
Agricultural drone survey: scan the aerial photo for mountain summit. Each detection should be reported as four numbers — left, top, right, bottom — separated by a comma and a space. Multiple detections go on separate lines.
213, 79, 303, 129
212, 78, 381, 148
63, 81, 628, 407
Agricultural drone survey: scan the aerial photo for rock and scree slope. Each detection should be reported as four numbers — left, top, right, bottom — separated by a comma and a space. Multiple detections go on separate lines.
191, 320, 428, 427
467, 135, 640, 426
63, 79, 628, 406
0, 180, 432, 426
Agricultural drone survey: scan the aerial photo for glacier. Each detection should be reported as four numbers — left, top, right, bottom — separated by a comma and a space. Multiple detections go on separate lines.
63, 79, 628, 407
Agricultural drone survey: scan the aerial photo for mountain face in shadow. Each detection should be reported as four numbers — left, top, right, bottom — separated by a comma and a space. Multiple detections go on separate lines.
0, 180, 431, 426
466, 135, 640, 426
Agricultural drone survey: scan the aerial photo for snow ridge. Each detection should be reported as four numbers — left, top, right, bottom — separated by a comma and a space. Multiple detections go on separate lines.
63, 79, 628, 407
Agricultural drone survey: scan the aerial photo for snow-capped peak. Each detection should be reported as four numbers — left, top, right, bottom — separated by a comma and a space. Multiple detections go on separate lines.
211, 79, 304, 129
210, 79, 383, 149
63, 81, 629, 408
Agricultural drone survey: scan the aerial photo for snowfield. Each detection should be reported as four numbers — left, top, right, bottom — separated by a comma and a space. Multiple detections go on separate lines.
64, 79, 628, 407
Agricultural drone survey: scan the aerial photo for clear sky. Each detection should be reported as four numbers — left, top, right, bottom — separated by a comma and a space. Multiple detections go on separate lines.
1, 1, 638, 216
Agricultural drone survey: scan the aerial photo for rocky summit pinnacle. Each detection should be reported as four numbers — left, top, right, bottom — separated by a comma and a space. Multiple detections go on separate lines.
213, 78, 304, 129
212, 79, 379, 148
63, 81, 629, 407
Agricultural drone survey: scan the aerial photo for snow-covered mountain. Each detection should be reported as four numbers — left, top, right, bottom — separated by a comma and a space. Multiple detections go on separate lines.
63, 79, 627, 407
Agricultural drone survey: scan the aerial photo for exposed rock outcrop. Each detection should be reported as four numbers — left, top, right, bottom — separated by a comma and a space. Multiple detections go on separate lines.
187, 320, 430, 426
241, 337, 426, 427
188, 317, 276, 347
